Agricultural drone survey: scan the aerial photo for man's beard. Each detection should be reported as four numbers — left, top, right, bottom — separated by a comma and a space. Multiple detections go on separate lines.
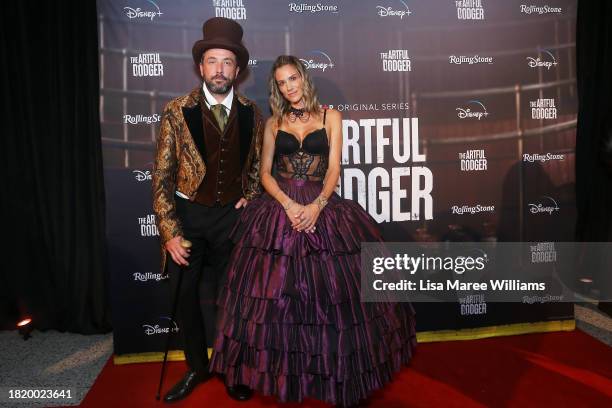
204, 74, 234, 95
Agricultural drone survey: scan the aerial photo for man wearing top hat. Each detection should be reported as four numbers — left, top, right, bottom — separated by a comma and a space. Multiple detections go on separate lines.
152, 17, 263, 403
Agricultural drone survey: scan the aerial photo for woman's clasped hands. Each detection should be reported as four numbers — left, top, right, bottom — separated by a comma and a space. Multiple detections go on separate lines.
284, 200, 319, 233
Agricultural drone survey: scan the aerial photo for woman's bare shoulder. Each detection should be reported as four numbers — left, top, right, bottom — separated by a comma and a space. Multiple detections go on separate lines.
321, 106, 341, 123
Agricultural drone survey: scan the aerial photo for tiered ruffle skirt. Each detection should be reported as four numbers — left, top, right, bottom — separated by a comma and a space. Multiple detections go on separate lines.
210, 177, 416, 406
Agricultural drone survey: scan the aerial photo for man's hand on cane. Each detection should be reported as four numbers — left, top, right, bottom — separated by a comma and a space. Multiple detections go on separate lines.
165, 236, 192, 266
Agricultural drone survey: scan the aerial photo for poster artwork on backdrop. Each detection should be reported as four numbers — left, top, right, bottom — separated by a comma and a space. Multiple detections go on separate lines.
98, 0, 578, 353
335, 117, 433, 223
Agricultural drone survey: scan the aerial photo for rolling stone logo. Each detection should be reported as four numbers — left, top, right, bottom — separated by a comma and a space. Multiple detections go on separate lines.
528, 196, 560, 215
213, 0, 247, 20
520, 5, 562, 14
530, 98, 557, 119
124, 0, 163, 20
449, 55, 493, 65
456, 0, 485, 20
288, 3, 339, 14
123, 114, 160, 125
133, 272, 167, 282
380, 50, 411, 72
523, 153, 565, 163
138, 214, 159, 236
376, 0, 412, 19
527, 49, 558, 70
131, 53, 164, 77
143, 317, 179, 336
338, 117, 434, 223
451, 204, 495, 215
300, 51, 335, 72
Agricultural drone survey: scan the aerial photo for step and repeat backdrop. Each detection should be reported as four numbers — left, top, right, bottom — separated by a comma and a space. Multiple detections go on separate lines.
98, 0, 578, 356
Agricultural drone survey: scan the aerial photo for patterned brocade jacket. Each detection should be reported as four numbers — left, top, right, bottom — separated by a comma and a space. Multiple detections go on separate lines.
152, 86, 264, 274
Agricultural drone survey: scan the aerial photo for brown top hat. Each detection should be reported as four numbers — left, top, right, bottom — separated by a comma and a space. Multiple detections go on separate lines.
192, 17, 249, 72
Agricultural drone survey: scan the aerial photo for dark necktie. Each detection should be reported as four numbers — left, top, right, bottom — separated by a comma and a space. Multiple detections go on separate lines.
210, 104, 228, 132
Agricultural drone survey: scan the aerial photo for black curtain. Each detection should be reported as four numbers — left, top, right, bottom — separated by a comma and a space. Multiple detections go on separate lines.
576, 0, 612, 240
576, 0, 612, 313
1, 1, 111, 333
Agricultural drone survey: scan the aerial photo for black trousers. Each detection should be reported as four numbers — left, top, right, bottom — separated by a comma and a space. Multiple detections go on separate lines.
169, 196, 241, 374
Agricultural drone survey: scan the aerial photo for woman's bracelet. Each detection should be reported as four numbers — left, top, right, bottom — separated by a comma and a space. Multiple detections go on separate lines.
314, 195, 328, 210
283, 200, 294, 211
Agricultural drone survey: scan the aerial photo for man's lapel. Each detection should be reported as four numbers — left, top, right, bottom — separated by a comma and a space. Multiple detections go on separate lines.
181, 89, 207, 164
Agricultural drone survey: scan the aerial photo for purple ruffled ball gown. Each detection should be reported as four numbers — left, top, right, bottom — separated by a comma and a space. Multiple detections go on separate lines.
209, 125, 417, 407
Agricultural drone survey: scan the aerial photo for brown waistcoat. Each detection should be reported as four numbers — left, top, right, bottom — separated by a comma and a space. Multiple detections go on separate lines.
194, 102, 242, 206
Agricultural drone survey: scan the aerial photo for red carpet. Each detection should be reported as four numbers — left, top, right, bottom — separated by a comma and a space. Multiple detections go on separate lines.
77, 330, 612, 407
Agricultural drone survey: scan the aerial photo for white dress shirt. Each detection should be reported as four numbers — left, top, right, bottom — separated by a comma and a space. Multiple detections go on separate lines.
202, 83, 233, 115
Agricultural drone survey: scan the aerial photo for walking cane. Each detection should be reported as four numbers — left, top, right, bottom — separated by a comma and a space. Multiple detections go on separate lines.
155, 239, 192, 401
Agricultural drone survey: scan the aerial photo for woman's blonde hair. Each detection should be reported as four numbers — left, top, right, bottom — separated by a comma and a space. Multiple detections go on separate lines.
268, 55, 320, 125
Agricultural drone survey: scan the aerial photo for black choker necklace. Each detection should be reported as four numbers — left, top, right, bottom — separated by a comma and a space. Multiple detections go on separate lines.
288, 107, 309, 123
289, 107, 305, 116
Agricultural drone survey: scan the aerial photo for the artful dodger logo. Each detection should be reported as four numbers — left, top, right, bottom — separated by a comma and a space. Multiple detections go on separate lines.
138, 214, 159, 236
143, 317, 179, 336
528, 196, 560, 215
131, 53, 164, 77
377, 0, 412, 19
520, 5, 562, 15
213, 0, 247, 20
530, 98, 557, 119
459, 149, 488, 171
527, 49, 558, 70
456, 0, 485, 20
288, 2, 339, 14
459, 294, 487, 316
530, 242, 557, 263
456, 100, 489, 120
380, 50, 411, 72
300, 51, 335, 72
338, 117, 433, 223
124, 0, 163, 21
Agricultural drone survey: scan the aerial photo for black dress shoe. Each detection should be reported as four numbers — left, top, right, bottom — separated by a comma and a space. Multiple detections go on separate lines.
164, 370, 212, 403
225, 384, 253, 401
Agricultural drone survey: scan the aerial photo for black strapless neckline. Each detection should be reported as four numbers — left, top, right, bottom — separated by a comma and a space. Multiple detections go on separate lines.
277, 128, 327, 149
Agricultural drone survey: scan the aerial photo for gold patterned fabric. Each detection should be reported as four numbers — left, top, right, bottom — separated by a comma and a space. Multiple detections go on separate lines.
152, 87, 264, 275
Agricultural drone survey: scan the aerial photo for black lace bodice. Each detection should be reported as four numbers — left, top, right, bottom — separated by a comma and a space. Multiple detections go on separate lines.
274, 128, 329, 180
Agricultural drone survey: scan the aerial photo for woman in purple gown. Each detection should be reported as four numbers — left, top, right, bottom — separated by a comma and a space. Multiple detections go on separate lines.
209, 55, 416, 407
